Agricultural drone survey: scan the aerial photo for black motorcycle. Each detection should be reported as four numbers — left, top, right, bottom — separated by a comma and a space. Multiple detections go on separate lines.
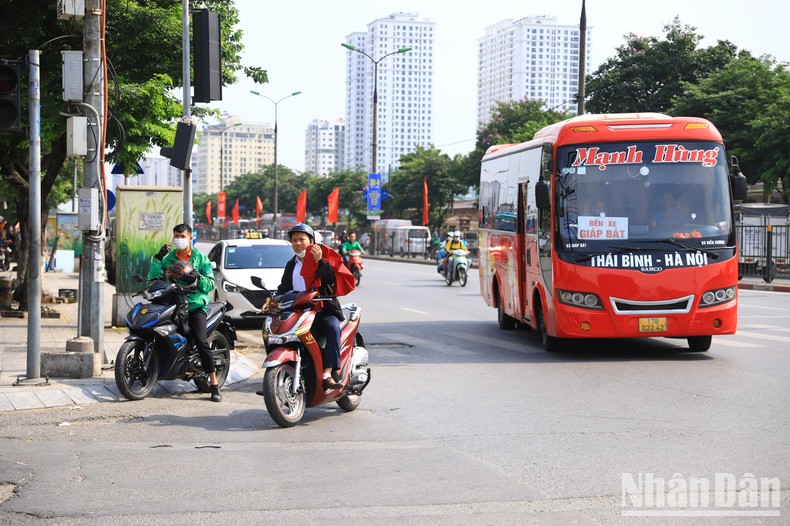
114, 276, 237, 401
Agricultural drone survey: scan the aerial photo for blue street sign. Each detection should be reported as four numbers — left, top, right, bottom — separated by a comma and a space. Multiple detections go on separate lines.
106, 190, 116, 212
367, 173, 381, 220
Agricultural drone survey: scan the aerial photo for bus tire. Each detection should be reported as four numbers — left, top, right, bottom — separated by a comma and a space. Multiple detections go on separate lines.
497, 300, 516, 330
536, 304, 563, 352
687, 335, 711, 352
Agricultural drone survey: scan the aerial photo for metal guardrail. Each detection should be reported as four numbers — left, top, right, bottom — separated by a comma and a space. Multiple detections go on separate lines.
736, 224, 790, 283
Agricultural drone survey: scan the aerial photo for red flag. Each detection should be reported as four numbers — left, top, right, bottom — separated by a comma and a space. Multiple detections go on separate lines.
217, 192, 227, 220
255, 195, 263, 222
232, 199, 240, 225
327, 187, 340, 224
296, 190, 307, 222
300, 244, 356, 297
205, 201, 212, 225
423, 176, 429, 226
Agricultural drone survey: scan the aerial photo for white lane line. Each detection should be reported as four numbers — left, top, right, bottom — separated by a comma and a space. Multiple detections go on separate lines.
400, 307, 429, 314
709, 338, 764, 348
735, 330, 790, 344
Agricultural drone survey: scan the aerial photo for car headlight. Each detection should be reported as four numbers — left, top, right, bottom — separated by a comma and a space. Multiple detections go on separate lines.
222, 279, 241, 293
699, 286, 736, 308
557, 289, 603, 310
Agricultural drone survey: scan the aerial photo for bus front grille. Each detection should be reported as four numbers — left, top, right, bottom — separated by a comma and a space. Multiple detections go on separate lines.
610, 295, 694, 315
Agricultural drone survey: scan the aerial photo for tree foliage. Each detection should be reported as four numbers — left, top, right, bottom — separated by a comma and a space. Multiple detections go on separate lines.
0, 0, 256, 291
585, 18, 738, 114
462, 99, 571, 190
671, 53, 790, 203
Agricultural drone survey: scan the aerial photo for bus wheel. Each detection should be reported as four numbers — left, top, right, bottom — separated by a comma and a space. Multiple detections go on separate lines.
537, 305, 562, 352
687, 336, 711, 352
497, 301, 516, 330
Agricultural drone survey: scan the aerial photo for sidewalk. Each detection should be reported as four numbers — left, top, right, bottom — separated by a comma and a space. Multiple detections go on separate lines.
0, 270, 265, 412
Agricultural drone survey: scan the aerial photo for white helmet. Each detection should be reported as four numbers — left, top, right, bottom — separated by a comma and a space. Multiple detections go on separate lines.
453, 231, 462, 238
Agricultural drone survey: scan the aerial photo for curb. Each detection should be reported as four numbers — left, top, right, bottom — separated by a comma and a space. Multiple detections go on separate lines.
0, 349, 263, 412
737, 282, 790, 293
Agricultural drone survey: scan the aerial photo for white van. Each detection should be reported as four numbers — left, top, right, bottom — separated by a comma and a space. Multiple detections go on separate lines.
393, 226, 431, 257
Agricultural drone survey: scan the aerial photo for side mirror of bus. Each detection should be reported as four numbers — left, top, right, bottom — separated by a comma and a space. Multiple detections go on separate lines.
730, 171, 747, 202
535, 179, 551, 209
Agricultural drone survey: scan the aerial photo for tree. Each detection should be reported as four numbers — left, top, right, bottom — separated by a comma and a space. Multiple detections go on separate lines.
462, 99, 571, 191
585, 17, 737, 114
386, 146, 462, 228
0, 0, 258, 307
671, 53, 790, 203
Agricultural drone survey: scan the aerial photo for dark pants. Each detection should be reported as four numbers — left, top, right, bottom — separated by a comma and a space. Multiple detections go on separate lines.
313, 311, 341, 371
188, 309, 215, 374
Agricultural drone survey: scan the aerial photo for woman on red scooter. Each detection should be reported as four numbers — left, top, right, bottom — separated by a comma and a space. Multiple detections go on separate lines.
270, 224, 344, 391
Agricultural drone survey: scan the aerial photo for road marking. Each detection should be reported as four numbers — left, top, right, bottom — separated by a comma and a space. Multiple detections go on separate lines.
734, 330, 790, 344
710, 338, 764, 348
400, 307, 429, 314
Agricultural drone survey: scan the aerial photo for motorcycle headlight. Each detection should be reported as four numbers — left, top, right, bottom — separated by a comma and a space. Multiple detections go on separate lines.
267, 333, 300, 345
143, 288, 164, 301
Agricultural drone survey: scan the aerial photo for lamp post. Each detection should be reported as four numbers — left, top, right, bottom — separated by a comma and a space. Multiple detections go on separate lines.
219, 121, 243, 194
250, 90, 301, 236
341, 43, 411, 175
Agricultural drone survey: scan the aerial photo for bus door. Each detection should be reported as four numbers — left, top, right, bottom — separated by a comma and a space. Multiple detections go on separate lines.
519, 182, 537, 323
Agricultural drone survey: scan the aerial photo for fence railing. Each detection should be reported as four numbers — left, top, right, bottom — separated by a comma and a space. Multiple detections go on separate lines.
736, 224, 790, 283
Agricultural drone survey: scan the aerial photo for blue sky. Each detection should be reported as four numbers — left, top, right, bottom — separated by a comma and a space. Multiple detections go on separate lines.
208, 0, 787, 172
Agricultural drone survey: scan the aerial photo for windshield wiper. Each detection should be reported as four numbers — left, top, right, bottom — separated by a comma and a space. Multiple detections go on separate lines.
641, 239, 720, 259
575, 245, 654, 263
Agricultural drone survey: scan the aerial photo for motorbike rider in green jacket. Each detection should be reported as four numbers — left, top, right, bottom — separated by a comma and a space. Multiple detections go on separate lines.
147, 223, 221, 402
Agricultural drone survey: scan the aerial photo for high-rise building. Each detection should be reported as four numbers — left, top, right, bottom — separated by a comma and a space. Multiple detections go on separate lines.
191, 116, 274, 195
344, 12, 434, 177
477, 15, 592, 125
304, 118, 346, 178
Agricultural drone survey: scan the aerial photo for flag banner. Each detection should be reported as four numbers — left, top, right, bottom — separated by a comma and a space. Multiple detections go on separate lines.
367, 173, 381, 220
327, 187, 340, 224
232, 199, 240, 225
423, 176, 429, 226
217, 192, 227, 219
256, 195, 263, 223
296, 190, 307, 222
206, 201, 212, 225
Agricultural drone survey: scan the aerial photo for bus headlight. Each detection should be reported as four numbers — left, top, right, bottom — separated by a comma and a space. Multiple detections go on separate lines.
558, 289, 603, 310
699, 286, 736, 308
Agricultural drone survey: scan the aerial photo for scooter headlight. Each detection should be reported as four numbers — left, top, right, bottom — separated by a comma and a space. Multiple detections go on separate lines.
267, 333, 300, 345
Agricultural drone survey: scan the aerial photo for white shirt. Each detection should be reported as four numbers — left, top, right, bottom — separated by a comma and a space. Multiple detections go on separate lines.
292, 257, 306, 291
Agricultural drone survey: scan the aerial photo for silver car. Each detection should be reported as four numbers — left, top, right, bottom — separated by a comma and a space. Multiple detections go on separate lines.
207, 238, 294, 322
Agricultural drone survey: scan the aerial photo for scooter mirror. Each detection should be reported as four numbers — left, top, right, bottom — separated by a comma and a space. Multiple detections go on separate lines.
250, 276, 265, 289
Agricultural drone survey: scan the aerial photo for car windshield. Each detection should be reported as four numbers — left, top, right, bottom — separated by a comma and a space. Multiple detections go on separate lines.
224, 244, 293, 270
555, 140, 733, 251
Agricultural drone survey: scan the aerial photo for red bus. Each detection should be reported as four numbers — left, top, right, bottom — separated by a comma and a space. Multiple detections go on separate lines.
478, 113, 747, 352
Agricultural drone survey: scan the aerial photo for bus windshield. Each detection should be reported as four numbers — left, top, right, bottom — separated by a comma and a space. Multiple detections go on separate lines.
555, 140, 733, 251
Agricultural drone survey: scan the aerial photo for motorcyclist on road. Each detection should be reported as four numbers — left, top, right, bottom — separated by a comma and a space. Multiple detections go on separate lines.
147, 223, 222, 402
439, 231, 468, 276
340, 232, 364, 267
268, 223, 345, 391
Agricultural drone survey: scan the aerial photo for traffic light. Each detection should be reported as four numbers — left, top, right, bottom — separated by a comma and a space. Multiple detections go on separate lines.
192, 9, 222, 102
160, 121, 196, 170
0, 59, 22, 133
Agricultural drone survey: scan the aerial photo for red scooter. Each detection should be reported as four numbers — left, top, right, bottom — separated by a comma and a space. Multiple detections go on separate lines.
250, 276, 370, 428
345, 249, 364, 285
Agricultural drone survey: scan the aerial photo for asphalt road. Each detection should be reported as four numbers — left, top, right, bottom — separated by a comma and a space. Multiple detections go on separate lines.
0, 258, 788, 525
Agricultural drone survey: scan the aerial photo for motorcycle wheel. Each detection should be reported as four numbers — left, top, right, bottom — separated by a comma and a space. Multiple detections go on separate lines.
458, 267, 468, 287
352, 267, 361, 286
193, 332, 232, 393
445, 269, 453, 286
114, 340, 160, 401
263, 364, 305, 428
337, 393, 361, 412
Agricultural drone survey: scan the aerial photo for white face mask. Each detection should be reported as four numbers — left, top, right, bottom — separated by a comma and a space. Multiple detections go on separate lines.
173, 237, 190, 250
295, 250, 306, 258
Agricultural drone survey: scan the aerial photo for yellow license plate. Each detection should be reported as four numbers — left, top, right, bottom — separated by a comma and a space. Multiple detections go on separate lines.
639, 317, 667, 333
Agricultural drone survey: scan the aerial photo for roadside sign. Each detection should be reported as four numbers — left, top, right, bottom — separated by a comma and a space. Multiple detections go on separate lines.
367, 173, 381, 220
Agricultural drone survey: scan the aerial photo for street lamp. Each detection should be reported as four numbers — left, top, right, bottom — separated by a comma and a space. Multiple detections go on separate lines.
250, 90, 301, 236
341, 43, 412, 175
219, 121, 244, 193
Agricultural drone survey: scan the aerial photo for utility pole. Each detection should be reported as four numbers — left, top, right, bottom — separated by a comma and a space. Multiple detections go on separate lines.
182, 0, 193, 227
577, 0, 587, 116
78, 0, 105, 356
